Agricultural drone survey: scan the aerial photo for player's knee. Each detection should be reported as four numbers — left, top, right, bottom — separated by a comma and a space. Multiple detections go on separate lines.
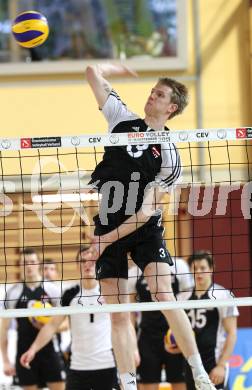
151, 291, 176, 302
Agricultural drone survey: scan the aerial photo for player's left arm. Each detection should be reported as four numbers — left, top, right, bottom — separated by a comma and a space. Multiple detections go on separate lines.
88, 186, 167, 257
20, 315, 66, 369
115, 142, 182, 237
209, 316, 237, 385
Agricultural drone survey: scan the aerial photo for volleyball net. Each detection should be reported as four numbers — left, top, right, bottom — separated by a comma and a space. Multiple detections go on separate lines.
0, 127, 251, 318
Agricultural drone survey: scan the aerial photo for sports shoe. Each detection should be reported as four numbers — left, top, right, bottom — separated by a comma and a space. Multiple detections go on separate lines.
195, 374, 216, 390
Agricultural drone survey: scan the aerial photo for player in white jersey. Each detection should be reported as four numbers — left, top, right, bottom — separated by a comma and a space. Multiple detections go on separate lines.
176, 251, 238, 390
128, 259, 193, 390
20, 246, 119, 390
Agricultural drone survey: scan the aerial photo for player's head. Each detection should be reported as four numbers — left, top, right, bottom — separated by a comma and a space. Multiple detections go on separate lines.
144, 78, 188, 120
188, 250, 213, 288
43, 258, 58, 281
19, 247, 41, 281
76, 245, 96, 278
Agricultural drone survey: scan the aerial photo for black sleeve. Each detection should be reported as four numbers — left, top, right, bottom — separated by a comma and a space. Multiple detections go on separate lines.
61, 285, 80, 307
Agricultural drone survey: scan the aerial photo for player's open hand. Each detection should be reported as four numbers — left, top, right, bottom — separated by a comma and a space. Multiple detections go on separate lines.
20, 347, 36, 369
3, 361, 16, 376
209, 365, 225, 385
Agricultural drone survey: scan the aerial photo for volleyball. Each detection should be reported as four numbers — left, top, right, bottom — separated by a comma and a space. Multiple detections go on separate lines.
165, 329, 177, 348
29, 300, 52, 327
12, 11, 49, 49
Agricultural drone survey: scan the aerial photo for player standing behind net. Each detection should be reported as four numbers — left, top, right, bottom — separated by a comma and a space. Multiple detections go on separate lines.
176, 251, 238, 390
0, 248, 65, 390
20, 245, 120, 390
83, 63, 216, 390
42, 258, 71, 374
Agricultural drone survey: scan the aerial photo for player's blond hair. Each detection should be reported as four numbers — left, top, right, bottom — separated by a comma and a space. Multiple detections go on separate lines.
159, 77, 189, 119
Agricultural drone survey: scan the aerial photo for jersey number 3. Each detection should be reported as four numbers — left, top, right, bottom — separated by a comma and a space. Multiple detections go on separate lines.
159, 248, 166, 258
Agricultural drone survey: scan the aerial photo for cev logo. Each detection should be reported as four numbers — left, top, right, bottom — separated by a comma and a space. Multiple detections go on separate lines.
89, 137, 101, 143
196, 132, 209, 138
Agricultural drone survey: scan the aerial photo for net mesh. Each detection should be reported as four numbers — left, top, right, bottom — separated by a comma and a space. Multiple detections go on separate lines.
0, 128, 251, 318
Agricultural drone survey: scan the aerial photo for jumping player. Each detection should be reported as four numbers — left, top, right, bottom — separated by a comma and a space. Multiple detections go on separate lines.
83, 63, 216, 390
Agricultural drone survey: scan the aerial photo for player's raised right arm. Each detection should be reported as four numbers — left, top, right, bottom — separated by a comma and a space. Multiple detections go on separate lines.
85, 64, 138, 109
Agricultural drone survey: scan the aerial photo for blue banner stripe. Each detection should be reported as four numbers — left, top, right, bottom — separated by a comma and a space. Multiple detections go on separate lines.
12, 30, 44, 43
14, 12, 44, 24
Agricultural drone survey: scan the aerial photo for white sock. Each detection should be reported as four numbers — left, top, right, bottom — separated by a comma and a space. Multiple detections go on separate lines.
120, 372, 137, 390
187, 353, 208, 379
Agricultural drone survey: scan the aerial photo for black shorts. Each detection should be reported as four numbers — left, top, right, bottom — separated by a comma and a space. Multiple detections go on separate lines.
95, 215, 173, 279
66, 367, 120, 390
16, 348, 66, 386
137, 331, 185, 384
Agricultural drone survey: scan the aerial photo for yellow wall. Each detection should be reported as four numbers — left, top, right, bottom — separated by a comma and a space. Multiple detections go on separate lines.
200, 0, 251, 127
0, 79, 196, 137
0, 0, 250, 185
0, 0, 251, 136
0, 0, 250, 200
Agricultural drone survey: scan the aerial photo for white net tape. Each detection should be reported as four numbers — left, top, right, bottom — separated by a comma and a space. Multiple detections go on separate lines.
0, 297, 252, 319
0, 127, 250, 151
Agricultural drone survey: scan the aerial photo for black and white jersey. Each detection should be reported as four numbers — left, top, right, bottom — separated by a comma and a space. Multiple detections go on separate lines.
128, 259, 194, 336
178, 284, 239, 363
90, 91, 181, 229
62, 283, 115, 371
5, 281, 60, 354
